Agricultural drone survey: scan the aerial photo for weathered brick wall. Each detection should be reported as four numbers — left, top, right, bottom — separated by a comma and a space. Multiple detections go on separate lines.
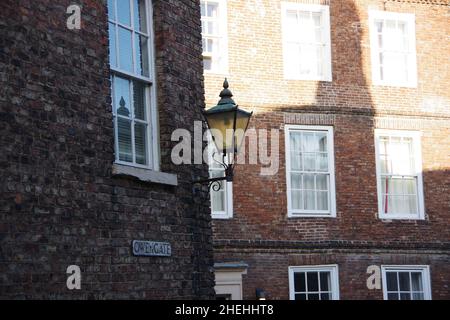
206, 0, 450, 299
0, 0, 214, 299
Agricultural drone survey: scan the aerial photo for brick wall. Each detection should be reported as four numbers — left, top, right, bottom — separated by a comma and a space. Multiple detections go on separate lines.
206, 0, 450, 299
0, 0, 214, 299
215, 248, 450, 299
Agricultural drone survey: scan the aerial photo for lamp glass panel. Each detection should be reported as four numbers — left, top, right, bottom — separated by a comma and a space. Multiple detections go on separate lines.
234, 111, 251, 152
205, 109, 237, 153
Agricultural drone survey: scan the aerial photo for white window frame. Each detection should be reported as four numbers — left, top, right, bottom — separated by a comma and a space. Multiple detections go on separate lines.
381, 265, 432, 300
200, 0, 229, 74
281, 2, 332, 81
369, 10, 418, 87
374, 129, 425, 220
108, 0, 160, 171
285, 125, 336, 218
208, 137, 233, 219
288, 265, 340, 300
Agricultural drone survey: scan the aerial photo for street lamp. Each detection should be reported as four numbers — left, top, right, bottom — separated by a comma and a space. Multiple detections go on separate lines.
196, 79, 252, 189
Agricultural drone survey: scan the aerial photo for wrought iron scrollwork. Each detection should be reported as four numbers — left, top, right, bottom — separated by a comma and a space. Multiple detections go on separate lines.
209, 179, 223, 192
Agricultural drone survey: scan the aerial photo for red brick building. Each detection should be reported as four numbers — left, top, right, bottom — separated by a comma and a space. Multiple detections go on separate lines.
202, 0, 450, 299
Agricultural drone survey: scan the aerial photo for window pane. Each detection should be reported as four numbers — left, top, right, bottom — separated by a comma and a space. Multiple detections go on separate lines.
207, 3, 218, 17
133, 81, 146, 120
404, 178, 417, 195
302, 132, 317, 152
412, 292, 424, 300
211, 189, 225, 212
316, 174, 328, 191
317, 132, 327, 151
312, 12, 321, 27
118, 118, 132, 162
399, 272, 410, 291
304, 190, 315, 210
133, 0, 147, 32
303, 153, 315, 171
291, 173, 302, 189
108, 23, 117, 68
317, 191, 328, 210
405, 195, 418, 214
319, 272, 331, 291
320, 293, 331, 300
108, 0, 116, 20
386, 272, 398, 291
285, 11, 298, 41
308, 293, 320, 300
294, 272, 306, 292
291, 154, 302, 171
203, 57, 212, 70
114, 77, 131, 117
307, 272, 319, 291
295, 293, 307, 300
117, 0, 131, 26
387, 292, 399, 300
118, 27, 133, 72
317, 153, 328, 171
134, 122, 147, 165
411, 272, 423, 291
200, 1, 205, 16
400, 293, 411, 300
291, 190, 302, 210
304, 174, 314, 190
135, 34, 149, 77
290, 131, 302, 148
299, 44, 317, 75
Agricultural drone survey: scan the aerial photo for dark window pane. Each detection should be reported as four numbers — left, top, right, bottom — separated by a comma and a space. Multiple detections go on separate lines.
320, 272, 331, 291
386, 272, 398, 291
135, 34, 149, 77
307, 272, 319, 292
387, 293, 399, 300
400, 293, 411, 300
133, 81, 146, 120
308, 293, 320, 300
412, 292, 424, 300
399, 272, 410, 291
294, 272, 306, 292
320, 293, 331, 300
133, 0, 147, 32
295, 294, 307, 300
134, 123, 147, 165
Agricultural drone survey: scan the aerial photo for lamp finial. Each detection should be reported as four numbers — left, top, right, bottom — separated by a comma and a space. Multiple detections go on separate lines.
218, 78, 235, 105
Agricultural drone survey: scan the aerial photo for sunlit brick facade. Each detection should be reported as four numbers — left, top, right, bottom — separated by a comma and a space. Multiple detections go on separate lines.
203, 0, 450, 300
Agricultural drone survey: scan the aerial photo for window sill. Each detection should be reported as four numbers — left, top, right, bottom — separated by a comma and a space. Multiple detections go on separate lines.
379, 214, 425, 221
372, 81, 417, 88
288, 213, 336, 218
112, 163, 178, 186
212, 214, 233, 220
